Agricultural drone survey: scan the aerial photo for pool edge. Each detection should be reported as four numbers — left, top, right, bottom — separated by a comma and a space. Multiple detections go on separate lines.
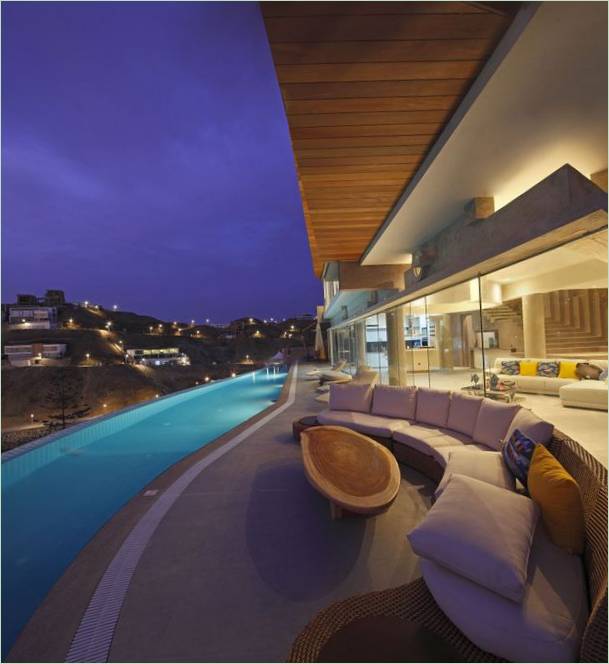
5, 362, 298, 664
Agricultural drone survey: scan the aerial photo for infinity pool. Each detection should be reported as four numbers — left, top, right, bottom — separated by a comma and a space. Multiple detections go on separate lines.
1, 368, 287, 655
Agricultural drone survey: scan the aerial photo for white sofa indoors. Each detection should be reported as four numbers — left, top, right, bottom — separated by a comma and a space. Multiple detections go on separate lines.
314, 382, 595, 662
559, 379, 608, 411
491, 357, 608, 396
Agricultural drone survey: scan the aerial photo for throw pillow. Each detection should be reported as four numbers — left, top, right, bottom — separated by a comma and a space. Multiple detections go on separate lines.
519, 360, 538, 376
329, 382, 373, 413
415, 388, 451, 427
445, 392, 483, 437
536, 361, 559, 378
371, 384, 417, 420
472, 399, 520, 450
500, 360, 520, 375
558, 361, 578, 379
408, 474, 539, 602
575, 362, 603, 380
527, 445, 585, 554
504, 408, 554, 446
502, 428, 537, 487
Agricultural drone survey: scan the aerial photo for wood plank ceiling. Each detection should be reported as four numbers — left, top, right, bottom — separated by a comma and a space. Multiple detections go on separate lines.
261, 1, 519, 275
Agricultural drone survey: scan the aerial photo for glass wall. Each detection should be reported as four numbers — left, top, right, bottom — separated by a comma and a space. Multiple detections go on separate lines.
328, 229, 608, 395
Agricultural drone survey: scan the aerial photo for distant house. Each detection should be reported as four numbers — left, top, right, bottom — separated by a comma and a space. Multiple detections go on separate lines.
4, 343, 67, 367
125, 347, 190, 367
17, 294, 39, 305
8, 306, 58, 329
43, 290, 66, 306
15, 290, 66, 306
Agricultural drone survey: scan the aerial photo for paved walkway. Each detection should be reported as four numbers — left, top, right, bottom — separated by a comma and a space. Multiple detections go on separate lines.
108, 368, 433, 662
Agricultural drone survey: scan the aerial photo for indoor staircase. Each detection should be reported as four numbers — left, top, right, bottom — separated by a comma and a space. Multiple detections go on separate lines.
484, 299, 522, 326
544, 289, 608, 356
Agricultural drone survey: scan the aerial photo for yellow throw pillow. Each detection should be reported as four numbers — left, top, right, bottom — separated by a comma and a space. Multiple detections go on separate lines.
558, 361, 578, 379
528, 445, 585, 554
519, 360, 538, 376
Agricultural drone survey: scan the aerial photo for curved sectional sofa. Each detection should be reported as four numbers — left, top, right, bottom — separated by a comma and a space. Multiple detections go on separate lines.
295, 381, 607, 662
316, 382, 553, 482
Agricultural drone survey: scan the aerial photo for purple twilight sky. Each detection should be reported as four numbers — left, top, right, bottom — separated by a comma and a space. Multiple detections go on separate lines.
1, 1, 323, 323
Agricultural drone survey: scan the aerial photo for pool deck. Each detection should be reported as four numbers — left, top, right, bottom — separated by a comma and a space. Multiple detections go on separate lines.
8, 364, 433, 662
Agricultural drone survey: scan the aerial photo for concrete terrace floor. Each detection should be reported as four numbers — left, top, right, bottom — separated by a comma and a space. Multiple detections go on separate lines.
108, 366, 434, 662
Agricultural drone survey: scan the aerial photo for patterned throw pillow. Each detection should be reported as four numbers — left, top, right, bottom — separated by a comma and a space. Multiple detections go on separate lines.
502, 429, 537, 487
500, 360, 520, 375
537, 361, 559, 377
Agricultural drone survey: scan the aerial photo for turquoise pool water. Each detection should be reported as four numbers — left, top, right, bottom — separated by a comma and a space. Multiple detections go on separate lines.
1, 368, 287, 654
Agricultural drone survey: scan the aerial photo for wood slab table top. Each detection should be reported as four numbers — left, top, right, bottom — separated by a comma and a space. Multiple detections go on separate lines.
301, 425, 401, 519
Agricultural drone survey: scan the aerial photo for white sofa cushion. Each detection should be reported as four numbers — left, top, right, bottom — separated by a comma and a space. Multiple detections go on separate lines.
504, 407, 554, 445
560, 380, 609, 410
421, 524, 588, 662
408, 474, 539, 602
446, 392, 483, 437
515, 375, 550, 391
371, 385, 417, 420
472, 399, 520, 450
435, 450, 515, 498
329, 382, 373, 413
415, 388, 451, 427
317, 409, 402, 438
433, 444, 493, 468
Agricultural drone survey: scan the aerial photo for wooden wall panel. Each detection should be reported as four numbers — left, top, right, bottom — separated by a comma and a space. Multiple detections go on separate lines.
261, 1, 518, 274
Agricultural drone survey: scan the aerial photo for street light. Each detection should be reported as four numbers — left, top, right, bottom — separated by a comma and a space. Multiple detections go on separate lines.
205, 376, 210, 382
30, 413, 34, 422
113, 305, 118, 311
231, 372, 236, 378
85, 353, 90, 360
205, 318, 210, 324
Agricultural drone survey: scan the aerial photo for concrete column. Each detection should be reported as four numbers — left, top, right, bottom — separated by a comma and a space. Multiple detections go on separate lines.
354, 321, 368, 371
386, 308, 408, 385
522, 293, 546, 357
437, 315, 455, 370
328, 330, 335, 366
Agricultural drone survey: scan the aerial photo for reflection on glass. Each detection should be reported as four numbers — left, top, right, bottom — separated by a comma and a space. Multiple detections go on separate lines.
364, 314, 388, 383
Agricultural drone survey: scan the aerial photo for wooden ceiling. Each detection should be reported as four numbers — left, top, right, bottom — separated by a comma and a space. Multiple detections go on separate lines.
261, 1, 519, 275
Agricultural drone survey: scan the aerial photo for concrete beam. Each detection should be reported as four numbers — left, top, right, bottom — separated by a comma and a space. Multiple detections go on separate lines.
591, 169, 608, 192
336, 261, 409, 291
398, 164, 607, 302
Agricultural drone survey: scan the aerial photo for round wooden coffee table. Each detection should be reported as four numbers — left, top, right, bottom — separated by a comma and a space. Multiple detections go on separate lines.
301, 425, 400, 519
292, 415, 319, 442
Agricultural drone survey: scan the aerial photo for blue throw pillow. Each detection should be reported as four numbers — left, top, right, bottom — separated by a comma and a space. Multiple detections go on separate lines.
502, 429, 537, 487
537, 361, 559, 377
500, 360, 520, 376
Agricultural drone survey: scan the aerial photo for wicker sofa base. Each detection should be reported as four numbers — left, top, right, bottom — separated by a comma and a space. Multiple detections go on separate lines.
287, 577, 504, 663
289, 419, 607, 662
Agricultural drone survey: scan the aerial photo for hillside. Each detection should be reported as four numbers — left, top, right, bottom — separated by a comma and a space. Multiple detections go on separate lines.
2, 302, 322, 441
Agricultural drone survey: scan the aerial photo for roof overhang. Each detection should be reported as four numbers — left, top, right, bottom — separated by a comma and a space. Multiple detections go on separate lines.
362, 1, 608, 265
